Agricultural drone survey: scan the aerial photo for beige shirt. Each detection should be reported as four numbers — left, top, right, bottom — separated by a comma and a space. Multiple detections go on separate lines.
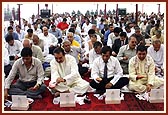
151, 35, 164, 44
31, 45, 44, 63
5, 57, 44, 89
129, 55, 156, 85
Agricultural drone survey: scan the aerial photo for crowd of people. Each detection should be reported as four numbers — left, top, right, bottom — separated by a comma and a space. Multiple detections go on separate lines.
3, 10, 164, 101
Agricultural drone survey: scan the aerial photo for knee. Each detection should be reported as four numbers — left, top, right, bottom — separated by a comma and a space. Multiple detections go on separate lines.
128, 83, 146, 93
40, 84, 47, 91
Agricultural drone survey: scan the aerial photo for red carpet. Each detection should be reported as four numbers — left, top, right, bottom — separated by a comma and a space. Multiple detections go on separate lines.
4, 76, 164, 111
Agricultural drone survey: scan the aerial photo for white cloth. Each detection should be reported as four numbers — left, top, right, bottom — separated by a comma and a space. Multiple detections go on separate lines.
89, 48, 101, 69
107, 33, 120, 48
4, 47, 10, 66
5, 40, 23, 57
91, 56, 123, 85
38, 33, 58, 47
82, 23, 92, 33
50, 55, 89, 94
147, 44, 164, 68
16, 30, 26, 42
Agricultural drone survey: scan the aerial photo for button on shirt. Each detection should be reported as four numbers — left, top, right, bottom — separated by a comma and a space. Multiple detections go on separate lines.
91, 56, 123, 85
5, 57, 44, 89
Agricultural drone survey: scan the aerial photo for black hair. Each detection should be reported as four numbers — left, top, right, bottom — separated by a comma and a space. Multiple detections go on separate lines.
63, 18, 67, 22
136, 45, 147, 53
68, 28, 75, 34
93, 41, 102, 48
27, 29, 33, 33
88, 29, 95, 35
5, 34, 14, 42
51, 25, 56, 28
7, 26, 13, 31
113, 27, 123, 34
101, 46, 112, 55
108, 24, 113, 27
16, 25, 21, 29
53, 47, 65, 56
119, 32, 127, 37
21, 47, 33, 57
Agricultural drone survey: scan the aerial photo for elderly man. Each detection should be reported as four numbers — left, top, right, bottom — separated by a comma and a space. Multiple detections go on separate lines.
23, 39, 44, 63
151, 30, 164, 44
147, 39, 164, 78
62, 40, 87, 77
90, 46, 129, 94
38, 26, 58, 55
32, 34, 44, 51
128, 45, 164, 93
66, 32, 80, 47
117, 35, 137, 74
4, 47, 46, 99
49, 47, 89, 97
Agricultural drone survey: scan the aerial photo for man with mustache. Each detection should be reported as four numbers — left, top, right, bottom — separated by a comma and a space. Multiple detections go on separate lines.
117, 35, 137, 74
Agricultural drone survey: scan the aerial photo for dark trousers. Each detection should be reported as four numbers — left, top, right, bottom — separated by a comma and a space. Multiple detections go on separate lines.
8, 80, 47, 99
78, 64, 88, 77
90, 77, 129, 93
4, 64, 12, 77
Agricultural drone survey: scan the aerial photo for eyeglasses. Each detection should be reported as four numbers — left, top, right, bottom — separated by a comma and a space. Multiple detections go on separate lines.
67, 36, 73, 38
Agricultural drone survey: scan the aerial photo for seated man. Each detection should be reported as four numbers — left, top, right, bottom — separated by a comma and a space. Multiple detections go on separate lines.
90, 46, 129, 94
128, 45, 164, 93
49, 47, 89, 97
117, 35, 137, 74
23, 39, 44, 63
4, 47, 46, 99
5, 34, 23, 61
89, 41, 102, 69
147, 39, 164, 78
62, 40, 88, 77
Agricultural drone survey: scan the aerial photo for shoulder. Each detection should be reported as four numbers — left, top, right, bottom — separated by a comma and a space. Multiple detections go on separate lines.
32, 56, 41, 62
129, 56, 136, 63
32, 45, 41, 50
65, 54, 75, 60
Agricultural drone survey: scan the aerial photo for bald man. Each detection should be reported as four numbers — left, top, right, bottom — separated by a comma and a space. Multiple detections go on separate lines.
22, 39, 44, 63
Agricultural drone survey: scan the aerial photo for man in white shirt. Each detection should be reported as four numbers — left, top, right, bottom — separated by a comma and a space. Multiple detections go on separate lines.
89, 41, 102, 69
4, 47, 12, 78
49, 47, 89, 97
82, 18, 92, 33
32, 22, 42, 35
15, 25, 26, 42
38, 26, 58, 55
90, 46, 129, 94
147, 39, 164, 78
5, 34, 23, 61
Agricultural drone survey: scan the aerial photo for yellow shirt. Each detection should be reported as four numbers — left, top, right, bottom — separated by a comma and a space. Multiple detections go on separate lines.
71, 40, 80, 47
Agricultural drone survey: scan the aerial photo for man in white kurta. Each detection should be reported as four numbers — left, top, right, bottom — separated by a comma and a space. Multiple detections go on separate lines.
147, 39, 164, 78
49, 47, 89, 95
128, 45, 164, 93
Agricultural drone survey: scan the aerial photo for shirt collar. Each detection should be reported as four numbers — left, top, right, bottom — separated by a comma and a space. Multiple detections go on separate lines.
21, 57, 35, 66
